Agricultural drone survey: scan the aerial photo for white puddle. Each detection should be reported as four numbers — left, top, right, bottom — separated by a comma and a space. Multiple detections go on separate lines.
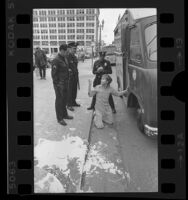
34, 136, 87, 193
83, 141, 130, 183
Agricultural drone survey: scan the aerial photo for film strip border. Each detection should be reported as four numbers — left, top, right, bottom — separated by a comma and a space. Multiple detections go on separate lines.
6, 6, 185, 198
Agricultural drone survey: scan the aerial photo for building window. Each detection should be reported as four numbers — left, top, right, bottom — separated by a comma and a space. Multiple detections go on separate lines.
33, 17, 38, 22
58, 23, 66, 27
86, 23, 94, 27
77, 16, 84, 21
58, 29, 66, 33
33, 10, 38, 16
41, 35, 48, 40
50, 41, 58, 46
50, 35, 57, 40
76, 9, 84, 14
77, 23, 84, 27
67, 35, 75, 40
33, 35, 40, 40
40, 17, 47, 22
57, 17, 65, 21
49, 23, 56, 28
48, 10, 56, 15
40, 23, 48, 28
67, 9, 75, 15
58, 35, 66, 40
86, 9, 95, 14
77, 35, 84, 40
67, 23, 75, 27
41, 29, 48, 34
77, 29, 84, 33
33, 23, 39, 28
57, 10, 65, 15
86, 29, 94, 33
86, 16, 95, 21
86, 35, 94, 41
49, 29, 57, 34
59, 41, 66, 45
86, 41, 91, 46
67, 17, 75, 21
67, 29, 75, 33
48, 17, 56, 22
33, 41, 40, 46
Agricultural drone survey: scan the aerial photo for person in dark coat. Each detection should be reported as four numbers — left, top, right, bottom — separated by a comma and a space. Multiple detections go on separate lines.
34, 47, 47, 79
51, 44, 73, 126
66, 42, 80, 110
87, 51, 116, 113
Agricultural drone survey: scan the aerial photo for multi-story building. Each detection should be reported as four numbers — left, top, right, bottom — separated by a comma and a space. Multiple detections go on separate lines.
33, 9, 100, 54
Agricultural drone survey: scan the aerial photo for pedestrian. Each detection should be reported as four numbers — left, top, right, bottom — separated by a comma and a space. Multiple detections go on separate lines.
87, 51, 116, 113
66, 42, 81, 111
34, 47, 47, 80
51, 44, 74, 126
88, 74, 129, 129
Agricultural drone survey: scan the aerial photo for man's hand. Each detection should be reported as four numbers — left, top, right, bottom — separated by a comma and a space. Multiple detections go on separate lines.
97, 66, 103, 72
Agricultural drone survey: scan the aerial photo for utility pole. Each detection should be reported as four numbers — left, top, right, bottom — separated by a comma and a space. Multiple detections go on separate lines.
98, 19, 104, 53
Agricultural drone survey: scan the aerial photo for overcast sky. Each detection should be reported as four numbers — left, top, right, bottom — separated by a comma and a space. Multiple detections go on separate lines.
99, 8, 156, 45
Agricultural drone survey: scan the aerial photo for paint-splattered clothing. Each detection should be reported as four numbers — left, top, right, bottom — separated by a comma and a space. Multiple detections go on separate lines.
92, 85, 120, 128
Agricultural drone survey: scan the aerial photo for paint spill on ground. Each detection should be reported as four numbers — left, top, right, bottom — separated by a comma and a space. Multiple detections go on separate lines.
34, 136, 88, 193
83, 141, 131, 185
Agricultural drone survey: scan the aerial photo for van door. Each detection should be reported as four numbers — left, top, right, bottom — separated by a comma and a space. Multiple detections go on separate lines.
128, 23, 146, 111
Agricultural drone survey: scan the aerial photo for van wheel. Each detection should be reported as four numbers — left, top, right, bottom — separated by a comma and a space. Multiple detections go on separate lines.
137, 109, 144, 133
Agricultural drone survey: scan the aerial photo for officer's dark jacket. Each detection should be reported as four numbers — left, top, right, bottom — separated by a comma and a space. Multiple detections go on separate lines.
51, 53, 69, 85
92, 59, 112, 87
67, 53, 78, 75
93, 59, 112, 76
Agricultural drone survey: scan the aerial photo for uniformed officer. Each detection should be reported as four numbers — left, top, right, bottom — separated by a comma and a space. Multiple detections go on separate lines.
51, 44, 73, 126
66, 42, 80, 110
87, 51, 116, 113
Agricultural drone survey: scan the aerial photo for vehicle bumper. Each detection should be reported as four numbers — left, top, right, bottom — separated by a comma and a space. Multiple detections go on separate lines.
144, 124, 158, 137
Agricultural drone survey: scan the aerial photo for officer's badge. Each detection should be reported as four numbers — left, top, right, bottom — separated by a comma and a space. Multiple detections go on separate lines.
104, 62, 107, 66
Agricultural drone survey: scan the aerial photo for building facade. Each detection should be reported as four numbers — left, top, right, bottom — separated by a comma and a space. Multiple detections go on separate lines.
33, 9, 100, 54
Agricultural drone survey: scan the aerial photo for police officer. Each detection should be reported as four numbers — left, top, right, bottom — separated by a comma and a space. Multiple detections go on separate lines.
87, 51, 116, 113
67, 42, 80, 110
51, 44, 73, 126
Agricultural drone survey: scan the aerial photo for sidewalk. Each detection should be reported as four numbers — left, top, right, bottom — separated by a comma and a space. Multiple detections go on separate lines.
34, 60, 95, 192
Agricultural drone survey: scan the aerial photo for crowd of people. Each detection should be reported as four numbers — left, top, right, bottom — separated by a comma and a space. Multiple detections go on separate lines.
34, 42, 128, 128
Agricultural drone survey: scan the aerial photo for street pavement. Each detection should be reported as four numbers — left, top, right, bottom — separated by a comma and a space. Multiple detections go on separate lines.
34, 58, 158, 193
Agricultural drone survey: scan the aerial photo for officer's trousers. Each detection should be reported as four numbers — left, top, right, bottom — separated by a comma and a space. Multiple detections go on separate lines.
53, 84, 68, 121
72, 75, 78, 104
67, 74, 74, 106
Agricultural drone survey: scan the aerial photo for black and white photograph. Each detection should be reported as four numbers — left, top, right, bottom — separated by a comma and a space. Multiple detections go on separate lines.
33, 8, 158, 193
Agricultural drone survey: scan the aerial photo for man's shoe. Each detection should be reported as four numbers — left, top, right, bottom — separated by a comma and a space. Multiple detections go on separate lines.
112, 108, 117, 114
64, 115, 74, 120
58, 119, 67, 126
43, 77, 46, 80
87, 106, 94, 110
72, 102, 81, 107
67, 106, 74, 111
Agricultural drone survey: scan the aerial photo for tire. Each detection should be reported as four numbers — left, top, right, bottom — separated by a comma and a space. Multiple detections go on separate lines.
137, 109, 144, 133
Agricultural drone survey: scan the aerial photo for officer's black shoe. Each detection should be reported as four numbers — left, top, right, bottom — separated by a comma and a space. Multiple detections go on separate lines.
64, 115, 74, 120
112, 108, 117, 114
72, 102, 81, 107
87, 106, 94, 110
58, 119, 67, 126
67, 106, 74, 111
43, 77, 46, 80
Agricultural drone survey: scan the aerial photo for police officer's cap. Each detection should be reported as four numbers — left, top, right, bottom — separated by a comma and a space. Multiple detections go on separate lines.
68, 42, 79, 48
99, 51, 106, 57
59, 43, 68, 51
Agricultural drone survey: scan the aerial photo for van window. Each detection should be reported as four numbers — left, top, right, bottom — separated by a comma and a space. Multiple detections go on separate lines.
145, 23, 157, 61
130, 26, 142, 64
